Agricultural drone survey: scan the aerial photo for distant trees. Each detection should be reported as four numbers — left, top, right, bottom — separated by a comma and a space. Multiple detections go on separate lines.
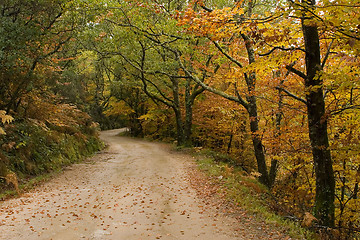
76, 1, 207, 145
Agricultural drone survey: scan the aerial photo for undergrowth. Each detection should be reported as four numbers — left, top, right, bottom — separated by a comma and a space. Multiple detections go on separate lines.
0, 172, 53, 200
193, 149, 315, 240
0, 119, 104, 199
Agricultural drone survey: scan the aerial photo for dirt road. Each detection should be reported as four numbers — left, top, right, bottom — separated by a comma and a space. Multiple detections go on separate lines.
0, 129, 282, 240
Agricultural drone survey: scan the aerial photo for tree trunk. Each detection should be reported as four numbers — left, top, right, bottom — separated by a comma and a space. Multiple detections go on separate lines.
177, 29, 274, 187
184, 102, 193, 147
184, 79, 193, 147
246, 95, 270, 187
243, 35, 271, 187
173, 106, 184, 145
171, 77, 185, 145
301, 0, 335, 227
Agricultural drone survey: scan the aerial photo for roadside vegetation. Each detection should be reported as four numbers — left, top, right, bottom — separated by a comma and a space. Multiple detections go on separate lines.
0, 0, 104, 198
192, 150, 315, 240
0, 113, 103, 199
1, 0, 359, 239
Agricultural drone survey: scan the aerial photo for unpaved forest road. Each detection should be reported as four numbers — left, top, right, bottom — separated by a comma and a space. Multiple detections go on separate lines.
0, 129, 287, 240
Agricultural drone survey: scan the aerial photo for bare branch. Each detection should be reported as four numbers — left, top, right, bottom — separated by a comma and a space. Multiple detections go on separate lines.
286, 65, 307, 80
259, 46, 306, 56
329, 105, 360, 116
276, 87, 307, 104
174, 50, 249, 109
321, 39, 334, 68
200, 5, 213, 12
212, 40, 244, 68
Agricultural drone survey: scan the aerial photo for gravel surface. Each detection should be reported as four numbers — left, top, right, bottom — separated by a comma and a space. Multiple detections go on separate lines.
0, 129, 290, 240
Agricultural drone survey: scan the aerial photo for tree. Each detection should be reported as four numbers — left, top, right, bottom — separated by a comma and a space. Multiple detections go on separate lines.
296, 0, 335, 227
177, 1, 278, 187
0, 0, 77, 114
254, 0, 359, 228
108, 59, 150, 137
79, 0, 206, 145
178, 0, 360, 229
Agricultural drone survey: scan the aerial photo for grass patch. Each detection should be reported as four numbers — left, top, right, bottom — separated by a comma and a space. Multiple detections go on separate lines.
194, 153, 315, 240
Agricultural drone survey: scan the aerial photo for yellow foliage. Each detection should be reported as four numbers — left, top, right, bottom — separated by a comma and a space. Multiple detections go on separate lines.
4, 172, 20, 196
0, 111, 13, 124
0, 110, 14, 135
104, 100, 134, 116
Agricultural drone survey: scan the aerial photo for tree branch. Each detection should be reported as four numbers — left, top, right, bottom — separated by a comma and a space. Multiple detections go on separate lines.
286, 65, 307, 80
276, 87, 307, 104
212, 40, 244, 68
174, 50, 249, 109
321, 39, 334, 68
259, 46, 306, 56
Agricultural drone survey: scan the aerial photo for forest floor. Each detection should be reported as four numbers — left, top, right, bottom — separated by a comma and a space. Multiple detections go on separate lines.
0, 129, 292, 240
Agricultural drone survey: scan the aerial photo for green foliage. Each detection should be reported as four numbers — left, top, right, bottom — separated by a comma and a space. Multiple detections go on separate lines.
0, 118, 103, 193
0, 0, 75, 112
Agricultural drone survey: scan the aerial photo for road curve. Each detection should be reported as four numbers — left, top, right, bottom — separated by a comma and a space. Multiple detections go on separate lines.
0, 129, 243, 240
